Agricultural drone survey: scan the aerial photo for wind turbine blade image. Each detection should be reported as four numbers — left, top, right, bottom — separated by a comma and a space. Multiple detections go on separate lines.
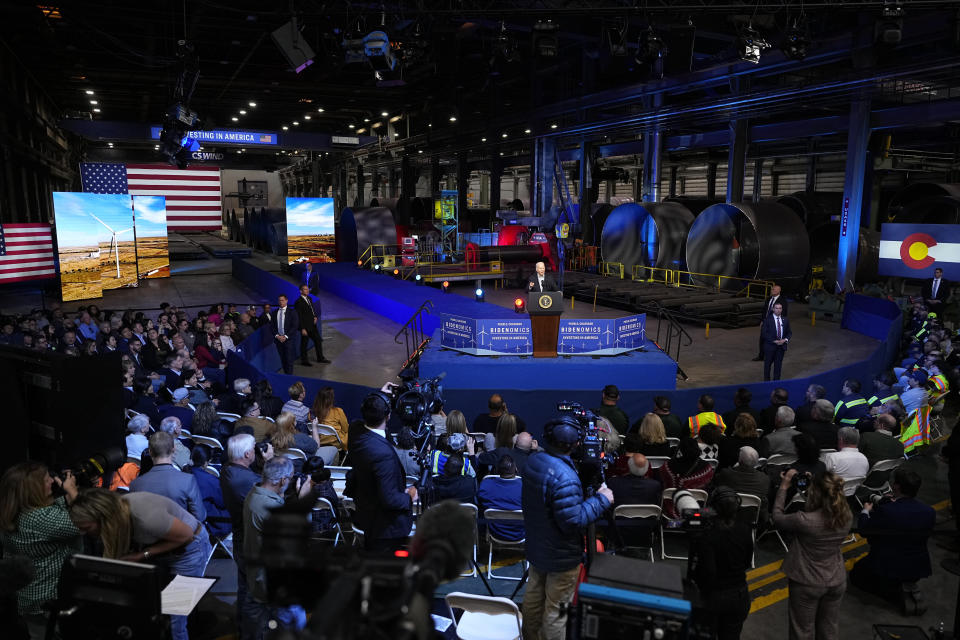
117, 228, 134, 235
89, 213, 115, 233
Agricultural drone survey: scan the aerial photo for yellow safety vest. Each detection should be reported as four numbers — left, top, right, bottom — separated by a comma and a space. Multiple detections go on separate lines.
688, 412, 726, 438
901, 406, 932, 453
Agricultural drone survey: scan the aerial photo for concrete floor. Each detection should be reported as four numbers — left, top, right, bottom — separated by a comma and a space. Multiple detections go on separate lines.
3, 252, 957, 638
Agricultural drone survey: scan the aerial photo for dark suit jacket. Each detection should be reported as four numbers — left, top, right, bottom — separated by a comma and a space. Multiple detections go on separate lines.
257, 312, 274, 329
607, 474, 662, 507
477, 446, 530, 476
160, 367, 184, 391
761, 314, 792, 350
271, 306, 299, 339
921, 278, 950, 302
858, 497, 935, 582
527, 273, 559, 293
714, 465, 771, 523
798, 419, 839, 451
761, 295, 789, 320
294, 295, 320, 330
159, 404, 195, 430
132, 395, 161, 427
344, 428, 413, 540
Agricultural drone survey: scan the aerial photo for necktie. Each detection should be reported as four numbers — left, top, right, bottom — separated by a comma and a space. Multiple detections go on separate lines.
278, 309, 284, 335
768, 297, 775, 314
934, 279, 939, 297
776, 317, 782, 340
539, 277, 543, 292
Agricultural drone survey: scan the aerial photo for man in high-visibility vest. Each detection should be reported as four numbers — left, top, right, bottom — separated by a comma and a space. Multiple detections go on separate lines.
834, 378, 870, 427
868, 371, 901, 414
926, 360, 950, 405
687, 395, 726, 438
902, 405, 932, 454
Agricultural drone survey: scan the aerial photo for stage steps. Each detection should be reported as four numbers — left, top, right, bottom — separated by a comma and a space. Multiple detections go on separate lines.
167, 233, 209, 260
561, 271, 764, 328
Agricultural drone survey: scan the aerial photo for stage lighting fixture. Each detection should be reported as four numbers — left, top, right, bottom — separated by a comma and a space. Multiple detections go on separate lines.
533, 19, 559, 57
635, 25, 665, 69
875, 1, 904, 46
442, 280, 450, 293
475, 288, 485, 302
782, 21, 810, 60
249, 101, 257, 107
374, 264, 382, 272
514, 297, 525, 313
282, 125, 289, 130
415, 274, 424, 285
737, 24, 769, 64
357, 260, 363, 268
364, 31, 397, 71
392, 268, 401, 278
272, 18, 315, 73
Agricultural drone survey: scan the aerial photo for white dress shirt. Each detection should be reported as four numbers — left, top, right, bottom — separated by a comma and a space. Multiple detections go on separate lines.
824, 448, 870, 495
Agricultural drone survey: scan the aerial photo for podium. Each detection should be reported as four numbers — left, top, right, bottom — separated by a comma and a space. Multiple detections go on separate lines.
528, 291, 563, 358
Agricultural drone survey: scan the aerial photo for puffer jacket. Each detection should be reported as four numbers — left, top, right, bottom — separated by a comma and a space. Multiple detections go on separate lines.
522, 449, 610, 572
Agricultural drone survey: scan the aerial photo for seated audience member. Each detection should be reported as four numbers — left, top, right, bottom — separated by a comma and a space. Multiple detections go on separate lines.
219, 378, 252, 416
110, 446, 143, 492
698, 422, 723, 462
868, 372, 901, 413
188, 446, 232, 539
639, 395, 686, 438
191, 401, 233, 447
608, 453, 662, 506
129, 432, 206, 523
235, 313, 255, 343
900, 370, 929, 417
470, 454, 524, 543
593, 384, 629, 435
252, 380, 284, 419
823, 427, 870, 496
833, 378, 870, 427
477, 414, 520, 474
310, 386, 350, 452
269, 411, 321, 459
440, 409, 474, 451
159, 416, 192, 469
181, 368, 211, 406
433, 453, 477, 505
850, 468, 936, 614
715, 446, 771, 524
688, 395, 726, 438
759, 388, 790, 434
301, 456, 341, 534
798, 399, 840, 451
159, 387, 196, 431
761, 406, 797, 458
789, 432, 827, 478
658, 438, 715, 518
393, 427, 423, 479
719, 414, 765, 468
722, 387, 762, 429
125, 414, 152, 460
195, 336, 228, 383
859, 413, 905, 468
130, 376, 161, 427
472, 393, 526, 434
235, 398, 274, 442
635, 413, 673, 458
429, 432, 476, 477
692, 487, 754, 640
159, 353, 185, 391
281, 381, 311, 430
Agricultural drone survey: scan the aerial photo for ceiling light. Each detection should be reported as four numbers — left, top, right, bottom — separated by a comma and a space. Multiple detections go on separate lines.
481, 137, 487, 142
85, 90, 95, 95
249, 101, 257, 107
293, 121, 300, 125
241, 148, 246, 151
783, 19, 811, 60
428, 123, 432, 127
449, 116, 457, 122
92, 107, 101, 113
237, 150, 243, 154
551, 123, 558, 129
524, 128, 531, 134
348, 124, 355, 129
317, 107, 324, 113
501, 132, 508, 138
304, 115, 311, 119
108, 142, 114, 147
239, 110, 247, 115
364, 118, 370, 122
418, 149, 423, 154
154, 144, 160, 149
89, 100, 98, 105
499, 151, 504, 156
231, 116, 238, 121
356, 128, 367, 134
282, 125, 289, 130
381, 111, 388, 116
738, 24, 770, 64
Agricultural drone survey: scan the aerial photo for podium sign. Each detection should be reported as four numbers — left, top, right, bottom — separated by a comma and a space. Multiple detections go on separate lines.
440, 314, 532, 355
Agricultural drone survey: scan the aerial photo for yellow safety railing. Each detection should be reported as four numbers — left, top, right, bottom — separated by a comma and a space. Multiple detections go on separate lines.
357, 244, 435, 269
631, 265, 673, 285
599, 262, 625, 279
413, 261, 504, 280
670, 269, 773, 299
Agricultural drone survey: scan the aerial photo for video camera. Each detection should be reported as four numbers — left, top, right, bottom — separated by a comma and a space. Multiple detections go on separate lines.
663, 490, 717, 531
388, 372, 445, 434
54, 447, 125, 490
557, 400, 605, 465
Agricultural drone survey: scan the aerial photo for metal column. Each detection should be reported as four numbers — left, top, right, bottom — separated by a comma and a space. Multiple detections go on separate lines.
431, 155, 441, 195
752, 158, 764, 202
490, 156, 502, 222
726, 119, 748, 203
354, 163, 364, 208
641, 95, 662, 203
836, 99, 872, 293
532, 137, 556, 217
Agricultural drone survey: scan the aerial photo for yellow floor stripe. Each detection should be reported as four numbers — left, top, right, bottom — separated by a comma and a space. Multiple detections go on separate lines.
749, 572, 786, 591
746, 559, 783, 581
750, 586, 790, 612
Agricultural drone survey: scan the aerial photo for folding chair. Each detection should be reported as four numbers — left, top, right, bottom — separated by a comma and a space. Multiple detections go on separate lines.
456, 503, 479, 577
842, 475, 866, 543
735, 493, 762, 568
217, 412, 241, 422
190, 434, 225, 464
666, 437, 681, 452
311, 497, 344, 545
856, 458, 904, 506
646, 456, 671, 470
930, 400, 947, 440
612, 504, 661, 562
484, 509, 527, 581
316, 424, 348, 463
277, 447, 307, 461
764, 453, 797, 475
328, 465, 350, 496
445, 591, 522, 640
125, 408, 142, 420
660, 488, 708, 560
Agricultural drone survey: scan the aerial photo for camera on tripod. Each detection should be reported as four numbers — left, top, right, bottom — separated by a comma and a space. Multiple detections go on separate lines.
387, 373, 445, 434
557, 400, 605, 464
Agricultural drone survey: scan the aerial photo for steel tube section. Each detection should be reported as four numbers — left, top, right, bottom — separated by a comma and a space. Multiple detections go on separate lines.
809, 223, 880, 287
685, 201, 809, 289
776, 191, 844, 228
600, 202, 695, 271
337, 206, 397, 264
837, 99, 872, 292
888, 182, 960, 219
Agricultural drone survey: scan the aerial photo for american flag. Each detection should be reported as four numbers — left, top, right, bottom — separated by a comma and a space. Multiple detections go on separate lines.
80, 162, 222, 231
0, 223, 56, 283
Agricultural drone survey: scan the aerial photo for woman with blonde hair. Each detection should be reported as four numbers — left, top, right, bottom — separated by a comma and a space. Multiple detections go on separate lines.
0, 463, 82, 639
70, 488, 210, 640
636, 413, 672, 457
269, 411, 321, 458
310, 386, 350, 451
772, 470, 852, 640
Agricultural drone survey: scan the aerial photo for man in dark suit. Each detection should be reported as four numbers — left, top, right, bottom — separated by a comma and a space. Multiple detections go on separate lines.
714, 445, 771, 525
850, 468, 936, 611
159, 352, 185, 390
302, 262, 320, 294
257, 303, 274, 330
159, 387, 196, 431
344, 393, 417, 551
294, 284, 329, 366
753, 284, 788, 361
798, 399, 840, 450
607, 453, 662, 549
271, 295, 299, 375
921, 267, 949, 311
527, 261, 559, 293
761, 302, 791, 381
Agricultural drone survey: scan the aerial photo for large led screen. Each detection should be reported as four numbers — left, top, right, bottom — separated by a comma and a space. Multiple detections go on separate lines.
133, 195, 170, 279
286, 197, 335, 265
53, 192, 115, 301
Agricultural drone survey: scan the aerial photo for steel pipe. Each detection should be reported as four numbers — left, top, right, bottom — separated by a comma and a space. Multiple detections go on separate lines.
600, 202, 695, 271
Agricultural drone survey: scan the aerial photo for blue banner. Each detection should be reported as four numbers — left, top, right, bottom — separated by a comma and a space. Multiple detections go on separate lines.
558, 314, 645, 355
880, 223, 960, 279
149, 127, 278, 146
440, 314, 532, 355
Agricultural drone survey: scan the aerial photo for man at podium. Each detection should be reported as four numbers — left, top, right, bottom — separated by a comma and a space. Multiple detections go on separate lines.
527, 261, 560, 293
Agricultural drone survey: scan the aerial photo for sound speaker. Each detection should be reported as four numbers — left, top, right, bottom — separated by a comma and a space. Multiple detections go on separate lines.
272, 20, 316, 73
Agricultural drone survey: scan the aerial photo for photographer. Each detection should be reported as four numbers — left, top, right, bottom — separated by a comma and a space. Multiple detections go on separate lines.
771, 469, 851, 640
691, 487, 753, 640
521, 416, 613, 640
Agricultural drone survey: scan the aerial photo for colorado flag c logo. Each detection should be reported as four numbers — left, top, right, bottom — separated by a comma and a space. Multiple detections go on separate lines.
899, 233, 938, 269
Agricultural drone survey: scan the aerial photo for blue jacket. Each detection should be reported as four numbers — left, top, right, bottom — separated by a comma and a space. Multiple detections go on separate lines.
521, 449, 610, 572
858, 496, 935, 582
129, 463, 206, 523
192, 467, 232, 538
344, 428, 413, 540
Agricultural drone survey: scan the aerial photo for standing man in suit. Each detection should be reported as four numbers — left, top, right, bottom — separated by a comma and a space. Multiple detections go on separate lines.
294, 284, 330, 366
921, 267, 949, 311
271, 294, 298, 375
762, 302, 792, 381
258, 303, 274, 329
301, 262, 320, 294
527, 261, 559, 293
753, 284, 787, 361
344, 392, 418, 551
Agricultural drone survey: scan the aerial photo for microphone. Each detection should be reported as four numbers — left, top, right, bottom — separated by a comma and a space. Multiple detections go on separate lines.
409, 499, 475, 584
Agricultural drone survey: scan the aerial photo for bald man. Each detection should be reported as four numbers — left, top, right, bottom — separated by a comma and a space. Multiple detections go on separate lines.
606, 453, 662, 507
527, 261, 559, 293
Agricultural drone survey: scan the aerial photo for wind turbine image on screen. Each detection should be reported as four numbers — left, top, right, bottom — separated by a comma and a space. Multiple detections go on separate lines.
90, 213, 133, 279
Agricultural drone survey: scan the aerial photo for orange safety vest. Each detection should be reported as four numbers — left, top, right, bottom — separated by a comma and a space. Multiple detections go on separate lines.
901, 406, 932, 453
928, 374, 950, 404
688, 412, 726, 438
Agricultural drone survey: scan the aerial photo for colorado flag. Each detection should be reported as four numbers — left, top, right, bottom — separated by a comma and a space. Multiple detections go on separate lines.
879, 223, 960, 279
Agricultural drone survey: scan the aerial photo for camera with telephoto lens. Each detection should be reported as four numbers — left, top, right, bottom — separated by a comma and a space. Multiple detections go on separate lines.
663, 489, 717, 530
388, 373, 445, 434
556, 400, 604, 464
54, 447, 125, 489
792, 471, 811, 494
